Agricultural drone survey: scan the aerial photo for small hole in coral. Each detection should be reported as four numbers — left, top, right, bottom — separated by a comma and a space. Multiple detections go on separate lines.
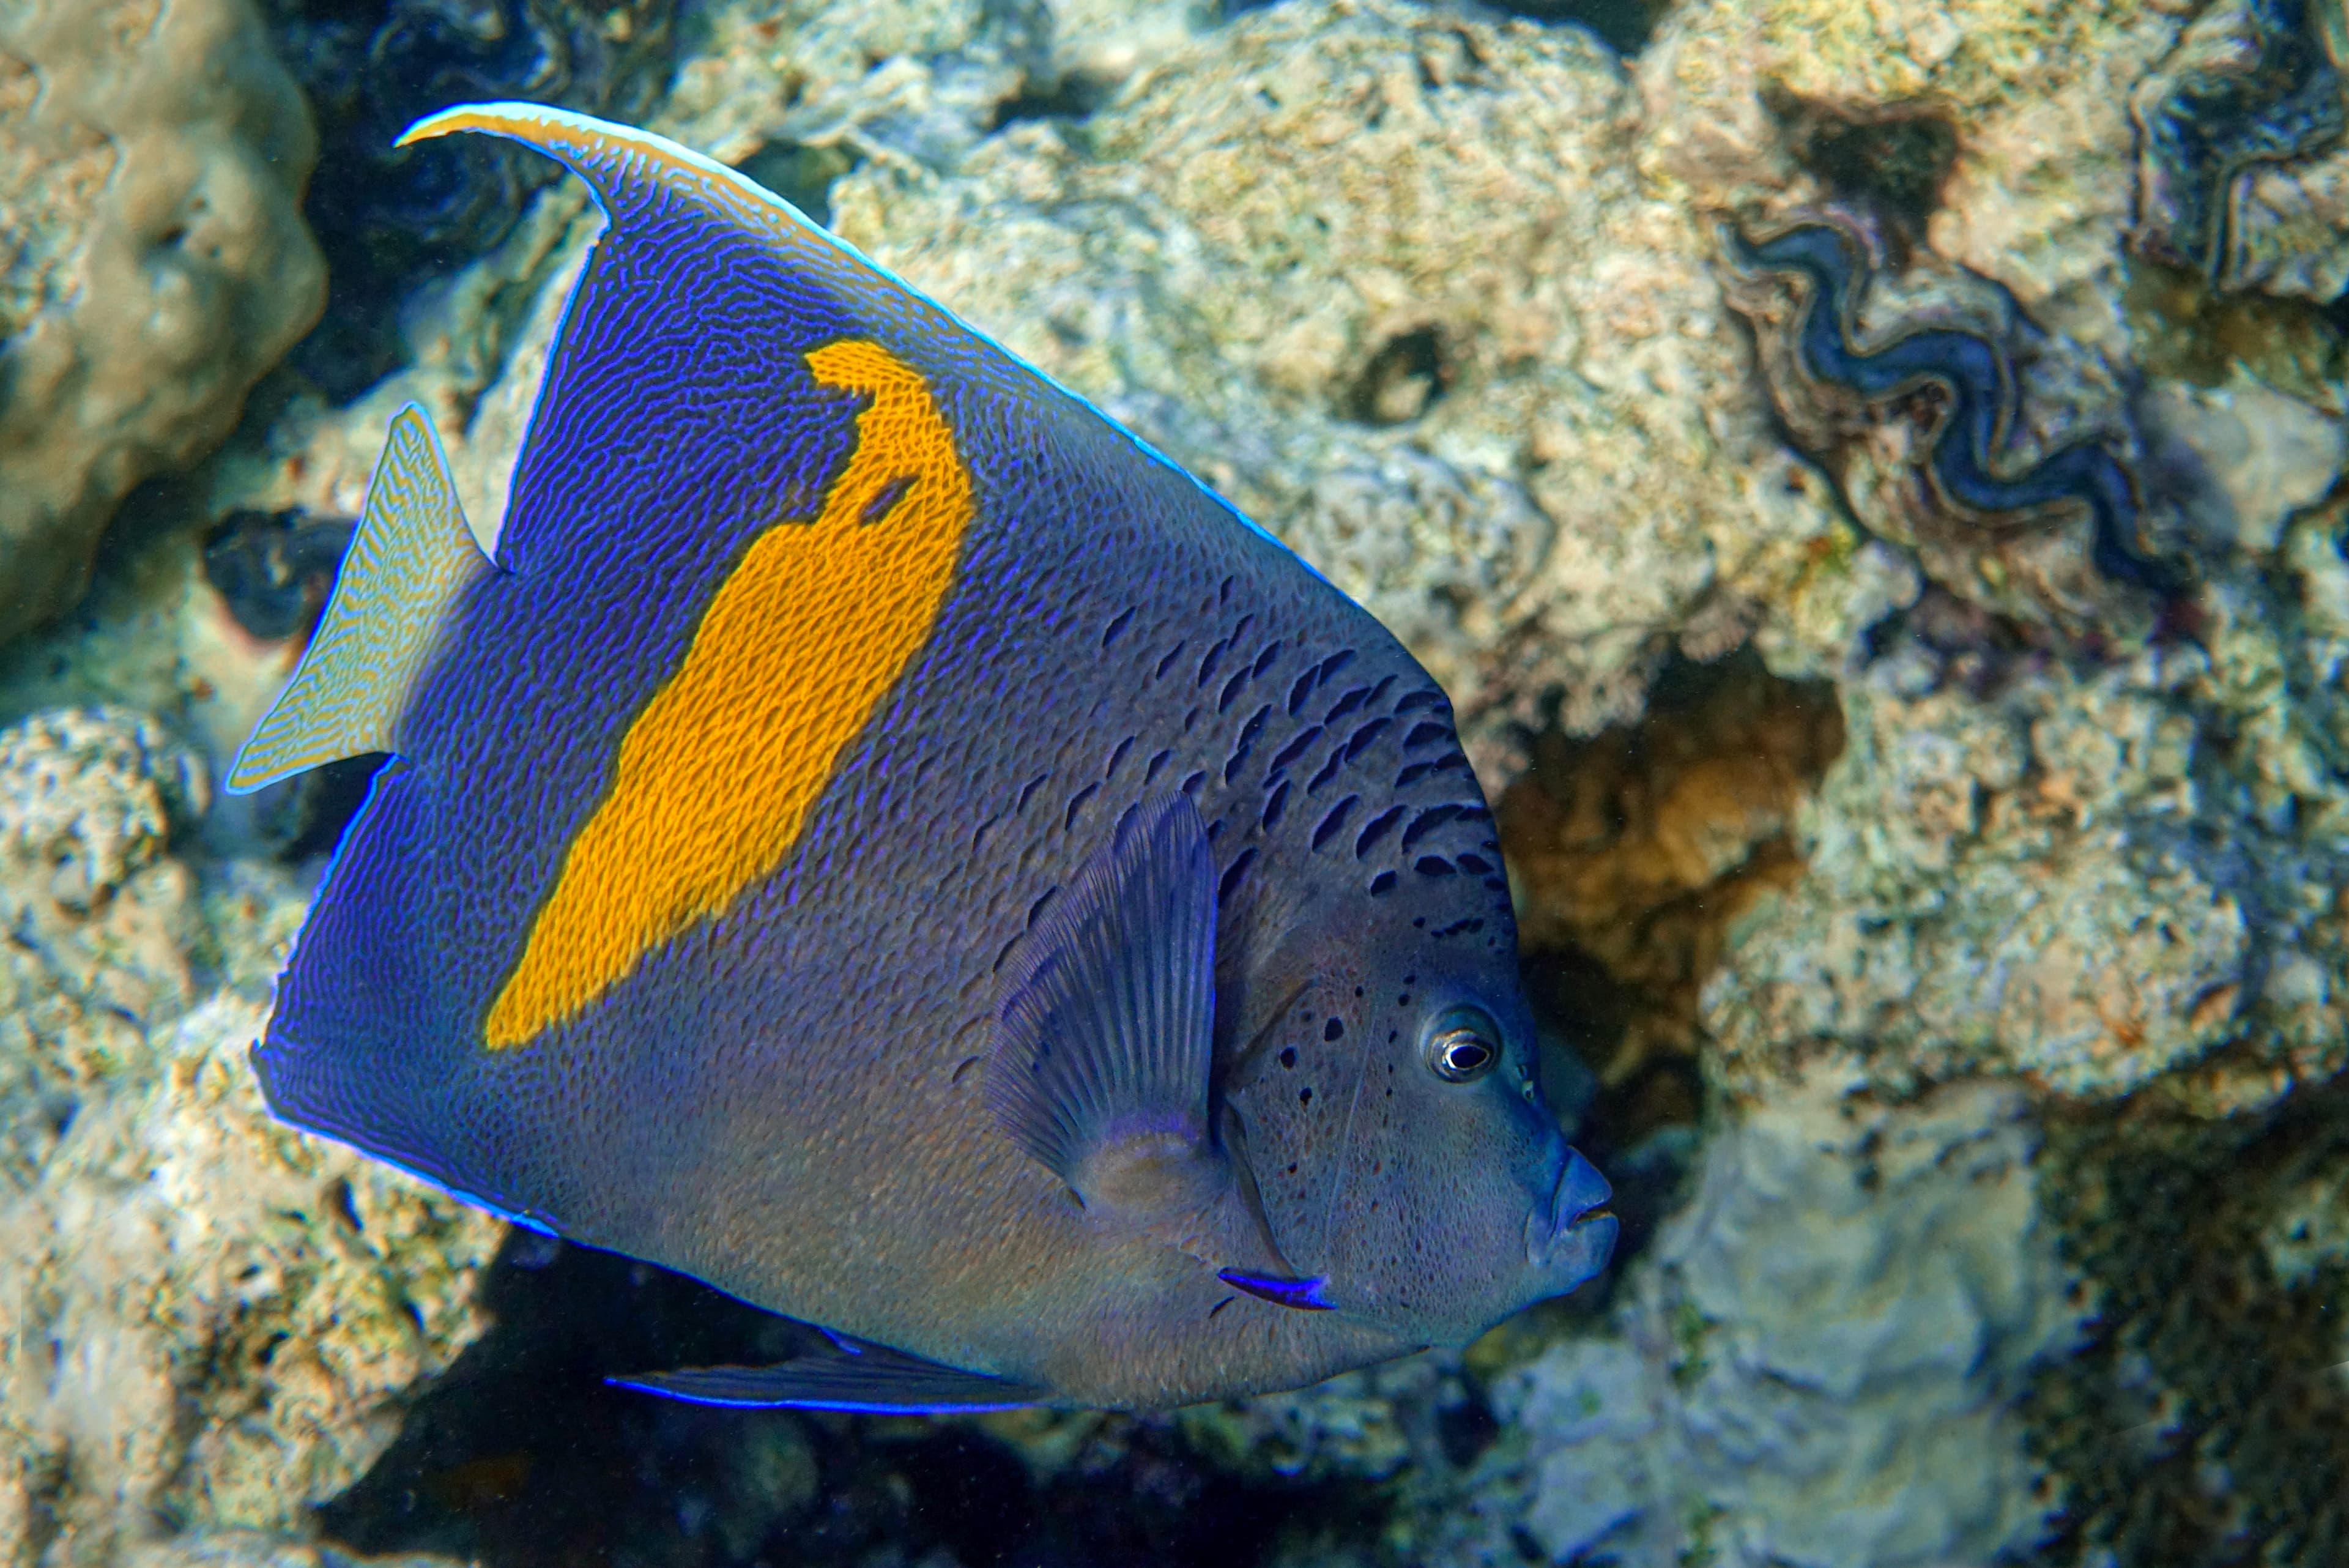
1345, 325, 1448, 425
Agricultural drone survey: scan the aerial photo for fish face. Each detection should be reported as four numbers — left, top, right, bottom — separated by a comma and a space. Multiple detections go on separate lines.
1225, 926, 1616, 1348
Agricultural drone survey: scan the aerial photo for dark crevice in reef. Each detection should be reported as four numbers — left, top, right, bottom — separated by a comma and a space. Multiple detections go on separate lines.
1488, 0, 1668, 56
1499, 646, 1847, 1280
261, 0, 682, 402
1225, 0, 1664, 53
990, 75, 1110, 130
728, 141, 865, 229
203, 507, 357, 644
1771, 93, 1962, 243
1345, 324, 1450, 426
319, 1233, 1371, 1568
2025, 1079, 2349, 1567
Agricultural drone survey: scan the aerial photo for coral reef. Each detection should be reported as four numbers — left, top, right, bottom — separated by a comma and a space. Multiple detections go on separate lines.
1639, 0, 2191, 356
820, 0, 1848, 749
6, 0, 2349, 1562
0, 708, 499, 1567
2021, 1088, 2349, 1565
1702, 505, 2349, 1112
0, 0, 326, 647
1410, 1065, 2082, 1568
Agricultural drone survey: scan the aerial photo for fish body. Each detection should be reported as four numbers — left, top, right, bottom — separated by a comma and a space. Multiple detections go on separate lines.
231, 105, 1615, 1411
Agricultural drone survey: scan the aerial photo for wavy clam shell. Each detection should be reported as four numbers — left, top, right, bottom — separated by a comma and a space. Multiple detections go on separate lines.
1721, 212, 2183, 636
2130, 0, 2349, 299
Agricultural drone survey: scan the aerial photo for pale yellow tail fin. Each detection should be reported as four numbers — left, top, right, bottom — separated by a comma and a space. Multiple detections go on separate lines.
226, 404, 490, 794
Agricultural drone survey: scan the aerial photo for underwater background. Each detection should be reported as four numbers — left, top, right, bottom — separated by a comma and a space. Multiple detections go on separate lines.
3, 0, 2348, 1563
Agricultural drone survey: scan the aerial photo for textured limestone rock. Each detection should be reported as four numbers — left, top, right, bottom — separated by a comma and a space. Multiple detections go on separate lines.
824, 0, 1846, 748
1449, 1066, 2083, 1568
0, 709, 499, 1567
1702, 500, 2349, 1110
0, 0, 325, 647
1638, 0, 2184, 352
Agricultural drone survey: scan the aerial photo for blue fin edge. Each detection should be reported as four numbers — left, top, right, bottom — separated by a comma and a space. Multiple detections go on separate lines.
1217, 1268, 1336, 1311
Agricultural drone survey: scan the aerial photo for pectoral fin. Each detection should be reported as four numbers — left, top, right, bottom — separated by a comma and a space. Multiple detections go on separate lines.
612, 1339, 1044, 1413
988, 793, 1220, 1201
987, 795, 1332, 1309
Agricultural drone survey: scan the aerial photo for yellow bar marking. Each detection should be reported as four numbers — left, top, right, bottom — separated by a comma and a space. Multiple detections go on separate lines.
484, 340, 974, 1050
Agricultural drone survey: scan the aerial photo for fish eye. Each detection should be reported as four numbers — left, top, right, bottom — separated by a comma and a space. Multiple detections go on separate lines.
1423, 1007, 1501, 1084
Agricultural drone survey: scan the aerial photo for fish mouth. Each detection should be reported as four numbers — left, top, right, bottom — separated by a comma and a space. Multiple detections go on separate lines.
1525, 1146, 1619, 1281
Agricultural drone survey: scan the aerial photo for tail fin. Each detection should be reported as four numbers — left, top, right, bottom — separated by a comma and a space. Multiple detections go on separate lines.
226, 404, 491, 793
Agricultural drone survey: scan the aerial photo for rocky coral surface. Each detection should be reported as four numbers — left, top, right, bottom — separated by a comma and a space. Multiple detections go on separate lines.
826, 0, 1847, 748
1449, 1066, 2081, 1568
0, 709, 497, 1568
0, 0, 326, 647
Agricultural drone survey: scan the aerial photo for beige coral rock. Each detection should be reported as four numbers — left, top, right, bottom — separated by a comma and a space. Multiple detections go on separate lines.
0, 709, 498, 1568
1638, 0, 2183, 352
1701, 571, 2349, 1109
822, 0, 1845, 748
0, 0, 325, 647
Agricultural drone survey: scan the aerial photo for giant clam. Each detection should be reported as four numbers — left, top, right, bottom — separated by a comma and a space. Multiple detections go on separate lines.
272, 0, 680, 397
2131, 0, 2349, 300
1721, 215, 2184, 634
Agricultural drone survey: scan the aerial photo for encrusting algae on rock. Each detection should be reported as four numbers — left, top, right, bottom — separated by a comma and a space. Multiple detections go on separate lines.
0, 0, 325, 647
0, 708, 497, 1568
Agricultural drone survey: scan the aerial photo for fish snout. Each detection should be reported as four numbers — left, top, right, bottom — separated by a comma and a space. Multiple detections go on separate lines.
1524, 1145, 1617, 1287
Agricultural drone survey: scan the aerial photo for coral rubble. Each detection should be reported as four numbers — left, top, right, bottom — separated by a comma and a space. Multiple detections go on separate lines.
0, 709, 498, 1567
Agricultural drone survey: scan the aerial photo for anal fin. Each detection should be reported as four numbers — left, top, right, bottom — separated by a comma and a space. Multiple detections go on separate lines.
612, 1339, 1044, 1413
226, 403, 490, 793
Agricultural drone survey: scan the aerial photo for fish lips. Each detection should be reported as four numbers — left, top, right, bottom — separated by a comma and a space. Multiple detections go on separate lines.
1524, 1145, 1618, 1287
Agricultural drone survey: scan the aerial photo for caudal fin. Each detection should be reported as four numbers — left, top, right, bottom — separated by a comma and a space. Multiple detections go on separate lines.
226, 404, 491, 793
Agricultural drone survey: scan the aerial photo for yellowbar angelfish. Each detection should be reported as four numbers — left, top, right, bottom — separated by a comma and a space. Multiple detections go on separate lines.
227, 103, 1615, 1412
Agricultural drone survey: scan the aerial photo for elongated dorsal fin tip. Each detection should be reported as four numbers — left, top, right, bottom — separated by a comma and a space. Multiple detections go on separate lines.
225, 403, 490, 795
396, 101, 825, 238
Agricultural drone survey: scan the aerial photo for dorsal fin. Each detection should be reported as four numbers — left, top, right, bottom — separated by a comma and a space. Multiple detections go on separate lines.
395, 101, 1311, 576
225, 404, 490, 794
